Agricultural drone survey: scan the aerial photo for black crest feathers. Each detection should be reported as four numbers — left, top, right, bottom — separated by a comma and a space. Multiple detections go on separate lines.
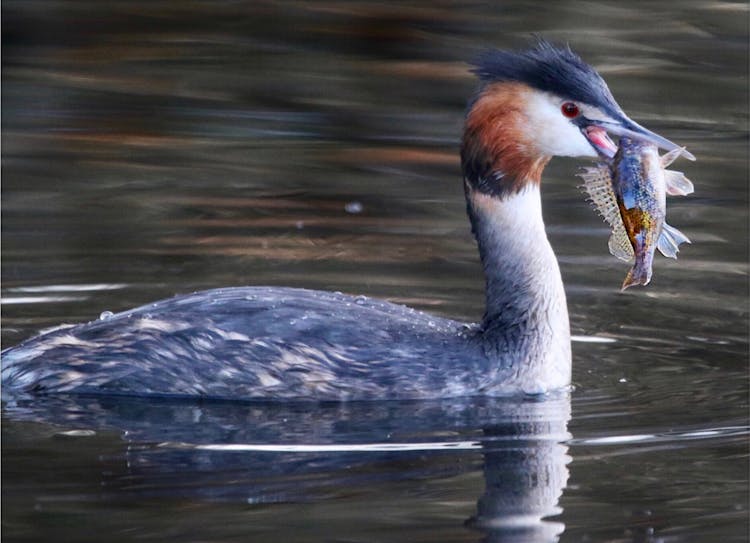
470, 40, 622, 117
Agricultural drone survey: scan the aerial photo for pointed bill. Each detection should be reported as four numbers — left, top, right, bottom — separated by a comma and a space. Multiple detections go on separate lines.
598, 115, 695, 161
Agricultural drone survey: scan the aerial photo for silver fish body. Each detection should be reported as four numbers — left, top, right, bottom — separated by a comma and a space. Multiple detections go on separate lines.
579, 137, 693, 289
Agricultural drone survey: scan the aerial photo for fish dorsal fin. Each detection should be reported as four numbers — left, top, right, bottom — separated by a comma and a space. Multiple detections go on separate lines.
660, 147, 686, 168
664, 170, 694, 196
657, 222, 691, 259
578, 165, 635, 261
608, 229, 634, 261
578, 165, 622, 229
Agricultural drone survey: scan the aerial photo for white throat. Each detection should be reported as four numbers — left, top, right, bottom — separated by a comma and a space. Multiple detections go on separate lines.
467, 184, 571, 393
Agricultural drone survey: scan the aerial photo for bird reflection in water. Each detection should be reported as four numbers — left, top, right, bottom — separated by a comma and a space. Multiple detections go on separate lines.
4, 394, 571, 541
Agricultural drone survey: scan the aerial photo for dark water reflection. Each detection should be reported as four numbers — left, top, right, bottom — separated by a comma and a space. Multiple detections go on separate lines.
2, 1, 748, 542
4, 394, 571, 542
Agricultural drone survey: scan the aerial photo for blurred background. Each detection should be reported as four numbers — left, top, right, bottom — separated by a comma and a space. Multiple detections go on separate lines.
2, 1, 748, 542
3, 1, 746, 342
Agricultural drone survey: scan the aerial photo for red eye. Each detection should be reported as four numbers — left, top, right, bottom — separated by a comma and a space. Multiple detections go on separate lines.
561, 102, 580, 118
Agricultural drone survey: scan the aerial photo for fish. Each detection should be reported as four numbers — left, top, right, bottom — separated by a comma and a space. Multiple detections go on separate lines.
579, 136, 693, 290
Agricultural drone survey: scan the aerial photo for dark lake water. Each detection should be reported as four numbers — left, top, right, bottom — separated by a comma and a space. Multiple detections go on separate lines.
2, 1, 748, 541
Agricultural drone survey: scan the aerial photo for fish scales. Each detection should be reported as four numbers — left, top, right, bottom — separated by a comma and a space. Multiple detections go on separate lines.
579, 137, 693, 290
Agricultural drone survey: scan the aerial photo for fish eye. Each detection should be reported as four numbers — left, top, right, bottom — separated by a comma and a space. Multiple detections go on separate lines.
561, 102, 580, 118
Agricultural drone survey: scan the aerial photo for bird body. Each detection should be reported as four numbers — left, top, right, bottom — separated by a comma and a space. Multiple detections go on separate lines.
1, 41, 691, 401
1, 286, 567, 400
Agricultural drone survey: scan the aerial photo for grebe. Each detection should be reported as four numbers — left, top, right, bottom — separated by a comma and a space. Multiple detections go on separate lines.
1, 41, 692, 401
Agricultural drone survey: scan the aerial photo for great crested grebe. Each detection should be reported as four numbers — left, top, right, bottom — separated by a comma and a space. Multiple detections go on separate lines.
2, 41, 692, 401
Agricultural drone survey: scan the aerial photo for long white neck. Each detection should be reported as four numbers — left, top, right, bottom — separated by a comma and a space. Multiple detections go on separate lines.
466, 184, 571, 393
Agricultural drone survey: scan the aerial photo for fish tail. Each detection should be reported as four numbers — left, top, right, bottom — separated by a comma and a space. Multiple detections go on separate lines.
657, 222, 691, 259
621, 263, 652, 290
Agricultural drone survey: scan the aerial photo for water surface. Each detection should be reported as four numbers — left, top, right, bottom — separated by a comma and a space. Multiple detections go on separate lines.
2, 1, 748, 541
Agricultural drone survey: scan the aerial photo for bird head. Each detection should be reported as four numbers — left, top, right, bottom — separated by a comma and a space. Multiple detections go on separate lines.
462, 40, 693, 194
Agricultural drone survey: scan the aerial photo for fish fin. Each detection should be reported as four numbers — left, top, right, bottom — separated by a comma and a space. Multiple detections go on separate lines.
664, 170, 694, 196
660, 147, 686, 168
578, 165, 622, 229
622, 265, 652, 290
657, 222, 691, 259
578, 165, 637, 261
608, 228, 634, 262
